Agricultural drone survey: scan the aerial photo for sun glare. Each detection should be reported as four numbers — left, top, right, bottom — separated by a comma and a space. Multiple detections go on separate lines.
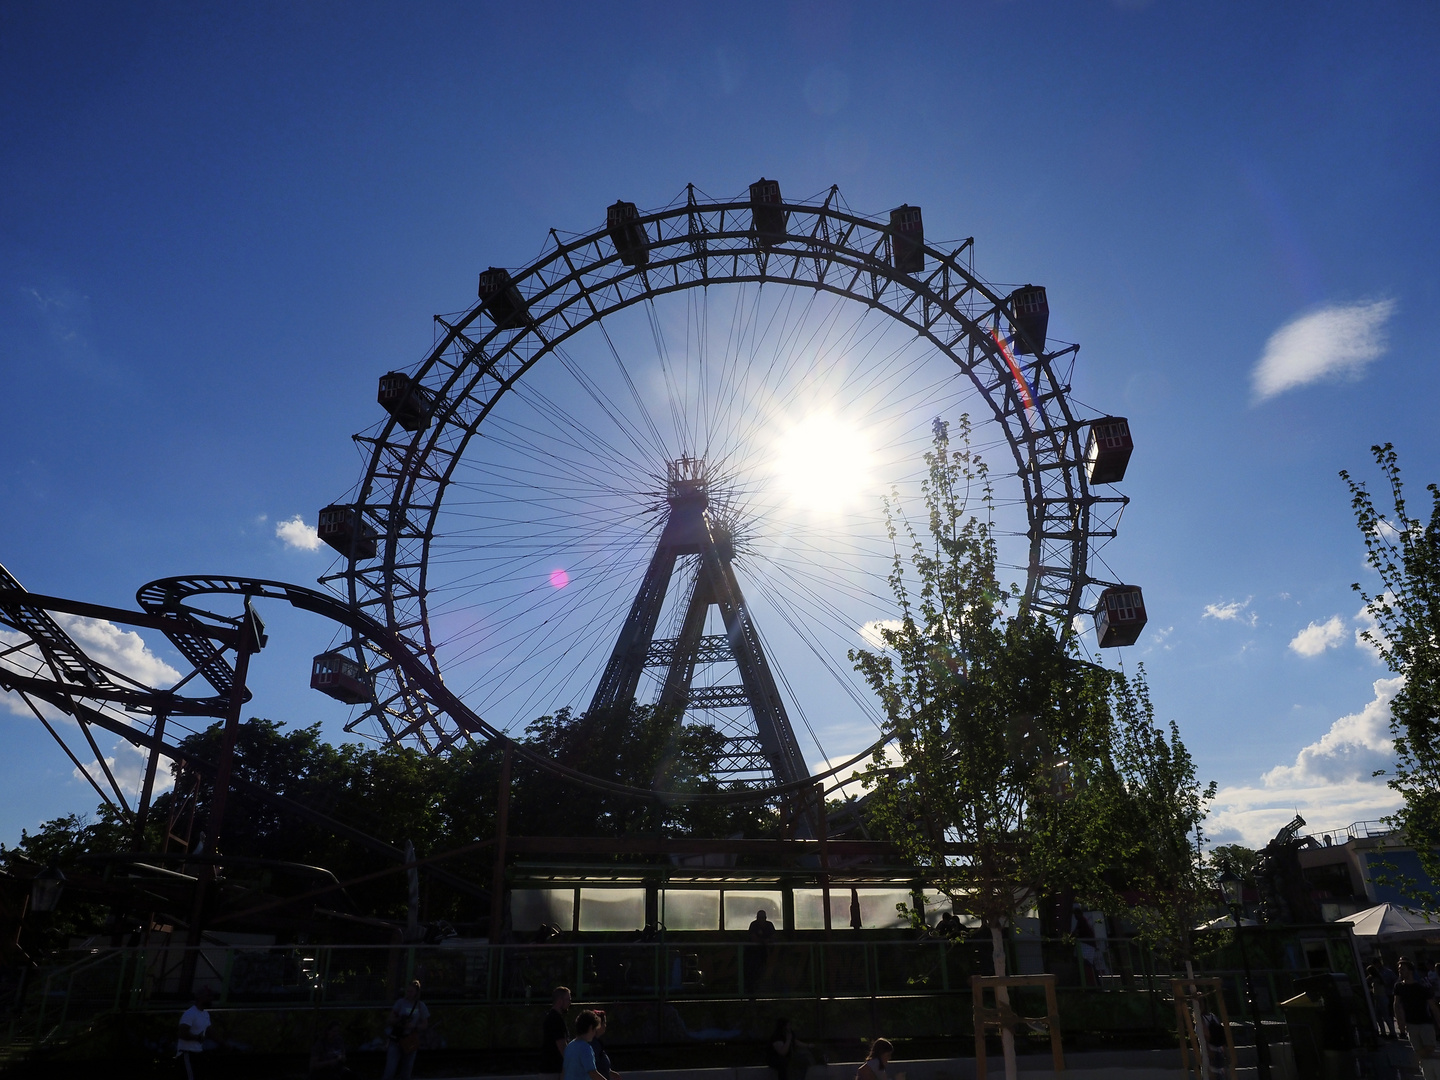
773, 414, 873, 513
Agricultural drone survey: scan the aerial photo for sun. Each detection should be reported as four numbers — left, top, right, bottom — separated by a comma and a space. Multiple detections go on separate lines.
772, 413, 873, 513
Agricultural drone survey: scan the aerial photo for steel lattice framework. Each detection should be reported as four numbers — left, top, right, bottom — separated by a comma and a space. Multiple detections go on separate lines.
323, 184, 1129, 759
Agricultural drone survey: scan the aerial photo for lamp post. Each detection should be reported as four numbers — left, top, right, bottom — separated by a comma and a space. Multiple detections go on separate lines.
1219, 870, 1270, 1080
30, 865, 66, 913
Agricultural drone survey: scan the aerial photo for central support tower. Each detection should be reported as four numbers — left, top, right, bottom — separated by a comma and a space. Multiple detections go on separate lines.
588, 458, 809, 785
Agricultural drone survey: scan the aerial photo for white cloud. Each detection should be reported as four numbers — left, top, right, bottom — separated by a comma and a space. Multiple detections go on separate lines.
1203, 596, 1256, 626
0, 615, 179, 720
1289, 615, 1346, 657
1353, 598, 1394, 663
1209, 677, 1402, 845
857, 619, 903, 651
71, 740, 164, 800
276, 514, 323, 551
812, 742, 903, 795
57, 614, 180, 686
1252, 299, 1396, 402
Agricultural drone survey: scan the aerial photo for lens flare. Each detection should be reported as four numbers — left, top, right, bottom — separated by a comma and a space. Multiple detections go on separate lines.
549, 568, 570, 589
773, 414, 872, 513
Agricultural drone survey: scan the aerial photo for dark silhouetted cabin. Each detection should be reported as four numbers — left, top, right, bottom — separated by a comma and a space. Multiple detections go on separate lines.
378, 371, 437, 433
477, 267, 531, 330
1008, 285, 1049, 355
317, 505, 379, 560
607, 200, 650, 267
749, 178, 786, 249
1095, 586, 1146, 648
311, 650, 373, 705
1085, 416, 1133, 485
889, 204, 924, 274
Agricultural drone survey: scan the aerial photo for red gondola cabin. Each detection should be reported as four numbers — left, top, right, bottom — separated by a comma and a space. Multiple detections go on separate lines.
1008, 285, 1049, 355
1084, 416, 1133, 485
311, 651, 373, 705
378, 371, 437, 433
889, 205, 924, 274
478, 267, 531, 330
607, 200, 650, 267
749, 178, 786, 249
317, 505, 378, 560
1095, 586, 1146, 648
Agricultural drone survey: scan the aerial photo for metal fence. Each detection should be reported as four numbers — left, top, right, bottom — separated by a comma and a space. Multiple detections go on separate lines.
6, 935, 1362, 1051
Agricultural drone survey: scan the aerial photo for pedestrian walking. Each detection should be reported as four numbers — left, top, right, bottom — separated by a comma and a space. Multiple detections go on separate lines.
1368, 962, 1396, 1038
543, 986, 572, 1075
563, 1010, 607, 1080
176, 986, 214, 1080
592, 1009, 621, 1080
1395, 959, 1440, 1079
856, 1038, 894, 1080
381, 979, 429, 1080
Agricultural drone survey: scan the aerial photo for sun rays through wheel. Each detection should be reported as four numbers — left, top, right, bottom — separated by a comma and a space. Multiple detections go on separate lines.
313, 181, 1143, 790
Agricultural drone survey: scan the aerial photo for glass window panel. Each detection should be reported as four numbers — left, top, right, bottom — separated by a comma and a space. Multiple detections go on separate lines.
853, 888, 912, 928
793, 888, 828, 930
919, 890, 951, 926
663, 890, 720, 931
722, 890, 785, 931
578, 888, 646, 932
511, 888, 574, 933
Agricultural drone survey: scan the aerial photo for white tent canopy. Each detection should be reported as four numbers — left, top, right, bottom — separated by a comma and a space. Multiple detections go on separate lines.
1337, 903, 1440, 941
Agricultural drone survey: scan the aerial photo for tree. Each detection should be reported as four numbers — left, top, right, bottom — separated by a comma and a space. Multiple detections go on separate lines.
848, 417, 1106, 1077
1342, 443, 1440, 902
849, 418, 1212, 1079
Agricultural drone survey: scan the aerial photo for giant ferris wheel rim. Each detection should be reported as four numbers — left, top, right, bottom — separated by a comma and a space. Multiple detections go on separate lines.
325, 182, 1128, 762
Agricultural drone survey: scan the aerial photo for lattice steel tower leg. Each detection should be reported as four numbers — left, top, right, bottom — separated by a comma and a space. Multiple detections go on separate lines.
588, 459, 809, 786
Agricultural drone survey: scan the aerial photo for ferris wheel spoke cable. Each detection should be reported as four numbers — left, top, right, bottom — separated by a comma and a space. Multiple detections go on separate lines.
745, 570, 888, 735
446, 541, 650, 702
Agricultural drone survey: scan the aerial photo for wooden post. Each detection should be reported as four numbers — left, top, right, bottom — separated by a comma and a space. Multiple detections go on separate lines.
489, 742, 513, 942
1171, 976, 1236, 1080
972, 974, 1064, 1079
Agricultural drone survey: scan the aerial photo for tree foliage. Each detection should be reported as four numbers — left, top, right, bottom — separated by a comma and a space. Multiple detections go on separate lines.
2, 703, 765, 940
850, 417, 1213, 951
1342, 443, 1440, 900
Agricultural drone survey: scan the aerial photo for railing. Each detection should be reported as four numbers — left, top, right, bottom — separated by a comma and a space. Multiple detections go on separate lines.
4, 936, 1357, 1049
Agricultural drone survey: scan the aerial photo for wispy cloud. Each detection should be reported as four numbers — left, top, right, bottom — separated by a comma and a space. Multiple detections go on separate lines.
811, 742, 903, 796
857, 619, 903, 651
1203, 596, 1256, 626
1252, 299, 1396, 402
1289, 615, 1346, 657
1209, 677, 1402, 845
276, 514, 323, 551
71, 740, 164, 800
1353, 598, 1394, 663
59, 614, 180, 685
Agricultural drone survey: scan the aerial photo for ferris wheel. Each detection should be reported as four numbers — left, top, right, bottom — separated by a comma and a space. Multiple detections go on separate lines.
310, 180, 1145, 790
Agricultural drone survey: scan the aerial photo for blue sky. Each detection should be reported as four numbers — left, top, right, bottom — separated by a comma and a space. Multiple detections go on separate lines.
2, 2, 1437, 849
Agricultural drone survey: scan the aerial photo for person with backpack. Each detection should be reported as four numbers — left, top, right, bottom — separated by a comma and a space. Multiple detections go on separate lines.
382, 980, 429, 1080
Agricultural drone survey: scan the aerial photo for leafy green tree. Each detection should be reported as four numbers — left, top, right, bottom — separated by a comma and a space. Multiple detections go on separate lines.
0, 809, 131, 951
849, 418, 1212, 1076
848, 417, 1109, 1076
1342, 443, 1440, 902
1072, 669, 1216, 948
